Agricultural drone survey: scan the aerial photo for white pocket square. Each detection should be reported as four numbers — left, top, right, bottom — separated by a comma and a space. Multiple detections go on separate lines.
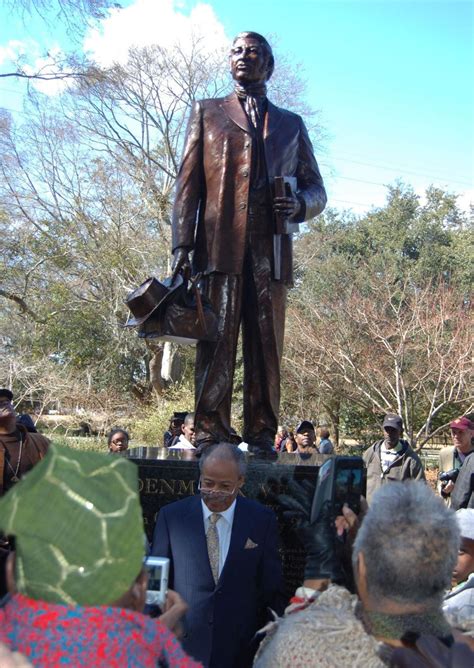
244, 538, 258, 549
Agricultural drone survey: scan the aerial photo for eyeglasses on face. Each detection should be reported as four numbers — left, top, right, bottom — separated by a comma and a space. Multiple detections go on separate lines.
198, 479, 237, 497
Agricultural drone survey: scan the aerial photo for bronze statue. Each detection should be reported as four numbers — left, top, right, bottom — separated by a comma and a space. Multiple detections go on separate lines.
171, 32, 327, 455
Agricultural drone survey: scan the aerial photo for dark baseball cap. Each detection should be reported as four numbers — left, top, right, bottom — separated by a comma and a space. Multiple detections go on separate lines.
450, 416, 474, 431
383, 413, 403, 430
0, 388, 13, 401
296, 420, 315, 433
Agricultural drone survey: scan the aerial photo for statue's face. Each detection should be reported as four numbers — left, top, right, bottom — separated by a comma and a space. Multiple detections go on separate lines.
229, 36, 269, 85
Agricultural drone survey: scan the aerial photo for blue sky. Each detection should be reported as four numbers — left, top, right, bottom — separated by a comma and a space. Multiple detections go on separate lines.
0, 0, 472, 214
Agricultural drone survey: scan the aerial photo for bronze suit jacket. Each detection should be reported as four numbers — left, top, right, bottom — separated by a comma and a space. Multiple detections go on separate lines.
172, 92, 327, 284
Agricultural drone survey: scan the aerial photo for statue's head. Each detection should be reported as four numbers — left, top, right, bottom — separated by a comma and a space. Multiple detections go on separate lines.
229, 32, 274, 85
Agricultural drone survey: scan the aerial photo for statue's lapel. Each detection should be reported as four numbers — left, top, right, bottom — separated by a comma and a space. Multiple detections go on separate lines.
221, 93, 251, 133
220, 94, 284, 138
264, 101, 284, 139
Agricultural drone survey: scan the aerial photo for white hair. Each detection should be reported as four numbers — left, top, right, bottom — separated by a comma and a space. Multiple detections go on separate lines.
353, 481, 459, 606
199, 442, 247, 476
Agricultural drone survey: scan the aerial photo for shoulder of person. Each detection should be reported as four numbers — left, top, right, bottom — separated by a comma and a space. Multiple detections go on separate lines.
402, 440, 416, 454
31, 433, 50, 446
439, 445, 455, 456
364, 441, 382, 459
21, 427, 49, 451
207, 94, 237, 109
188, 98, 218, 117
201, 96, 227, 106
267, 100, 302, 123
160, 494, 200, 516
403, 442, 423, 462
439, 445, 455, 466
461, 450, 474, 470
237, 496, 275, 519
454, 452, 474, 480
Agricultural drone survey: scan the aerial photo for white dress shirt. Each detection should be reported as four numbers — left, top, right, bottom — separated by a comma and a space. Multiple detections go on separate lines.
201, 498, 236, 577
168, 435, 196, 450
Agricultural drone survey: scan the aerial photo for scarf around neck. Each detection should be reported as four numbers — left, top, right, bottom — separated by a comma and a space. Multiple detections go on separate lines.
362, 606, 453, 645
234, 81, 267, 99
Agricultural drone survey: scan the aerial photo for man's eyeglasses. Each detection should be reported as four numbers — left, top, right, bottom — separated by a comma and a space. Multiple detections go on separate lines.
198, 480, 237, 498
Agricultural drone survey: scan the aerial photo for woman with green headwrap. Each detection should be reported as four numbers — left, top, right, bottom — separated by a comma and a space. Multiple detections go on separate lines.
0, 444, 202, 667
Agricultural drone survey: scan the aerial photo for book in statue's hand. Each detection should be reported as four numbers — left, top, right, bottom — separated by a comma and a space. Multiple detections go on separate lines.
273, 176, 300, 235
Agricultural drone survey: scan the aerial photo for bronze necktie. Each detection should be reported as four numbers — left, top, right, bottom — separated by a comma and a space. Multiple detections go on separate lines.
245, 95, 260, 129
206, 512, 221, 583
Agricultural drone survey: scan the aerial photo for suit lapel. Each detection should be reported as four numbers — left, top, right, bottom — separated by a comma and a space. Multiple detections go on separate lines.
220, 94, 284, 141
264, 101, 284, 139
220, 93, 251, 133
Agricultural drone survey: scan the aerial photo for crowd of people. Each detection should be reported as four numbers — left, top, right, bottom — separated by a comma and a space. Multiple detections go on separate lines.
0, 24, 471, 666
1, 387, 474, 666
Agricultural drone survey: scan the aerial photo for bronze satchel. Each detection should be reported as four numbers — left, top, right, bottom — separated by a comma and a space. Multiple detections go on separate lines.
137, 275, 218, 345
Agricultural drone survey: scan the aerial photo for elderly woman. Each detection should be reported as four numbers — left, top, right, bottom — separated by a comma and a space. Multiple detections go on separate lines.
254, 482, 474, 666
0, 444, 201, 667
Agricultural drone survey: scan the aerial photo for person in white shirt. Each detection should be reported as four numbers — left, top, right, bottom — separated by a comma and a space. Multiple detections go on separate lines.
168, 413, 196, 450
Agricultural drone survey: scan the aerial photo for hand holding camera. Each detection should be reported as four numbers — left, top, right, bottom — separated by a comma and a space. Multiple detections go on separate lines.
439, 468, 459, 497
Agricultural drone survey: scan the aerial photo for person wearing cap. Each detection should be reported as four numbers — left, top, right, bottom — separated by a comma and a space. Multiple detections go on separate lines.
0, 389, 49, 497
294, 420, 317, 454
0, 443, 201, 667
449, 417, 474, 511
363, 413, 425, 505
443, 508, 474, 636
438, 416, 474, 506
164, 413, 187, 448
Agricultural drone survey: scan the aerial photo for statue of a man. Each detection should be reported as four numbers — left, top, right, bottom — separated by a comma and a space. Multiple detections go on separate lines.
171, 32, 327, 454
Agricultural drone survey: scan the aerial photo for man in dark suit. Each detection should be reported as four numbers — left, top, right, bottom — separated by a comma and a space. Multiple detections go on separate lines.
151, 443, 285, 667
171, 32, 327, 452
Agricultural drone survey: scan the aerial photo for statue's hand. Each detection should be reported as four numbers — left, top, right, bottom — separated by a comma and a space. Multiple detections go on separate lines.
171, 248, 191, 282
273, 195, 302, 220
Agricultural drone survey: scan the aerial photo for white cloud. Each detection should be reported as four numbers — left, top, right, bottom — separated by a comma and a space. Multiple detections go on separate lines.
84, 0, 229, 67
0, 38, 69, 96
22, 47, 71, 96
0, 39, 37, 66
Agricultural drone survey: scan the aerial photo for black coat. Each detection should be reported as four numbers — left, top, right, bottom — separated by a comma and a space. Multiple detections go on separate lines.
451, 450, 474, 510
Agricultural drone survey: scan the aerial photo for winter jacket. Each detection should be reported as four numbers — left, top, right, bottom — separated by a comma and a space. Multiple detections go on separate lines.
363, 439, 425, 504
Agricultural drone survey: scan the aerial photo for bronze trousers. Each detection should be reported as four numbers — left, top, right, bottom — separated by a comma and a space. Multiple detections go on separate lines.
195, 230, 287, 444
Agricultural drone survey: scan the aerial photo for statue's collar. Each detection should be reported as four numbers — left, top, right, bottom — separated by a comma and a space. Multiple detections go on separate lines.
233, 82, 267, 99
